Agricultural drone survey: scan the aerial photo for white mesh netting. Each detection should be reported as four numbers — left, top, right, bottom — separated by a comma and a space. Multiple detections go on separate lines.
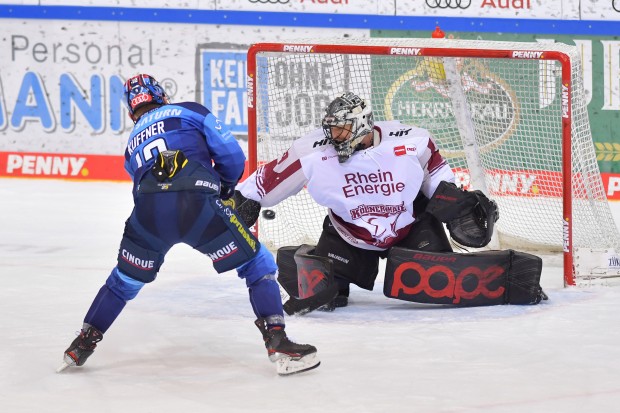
248, 38, 620, 280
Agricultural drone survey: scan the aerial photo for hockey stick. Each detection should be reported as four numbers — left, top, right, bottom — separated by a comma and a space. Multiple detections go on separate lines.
282, 283, 338, 315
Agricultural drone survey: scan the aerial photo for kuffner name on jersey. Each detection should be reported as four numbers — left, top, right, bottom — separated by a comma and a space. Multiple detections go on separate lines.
127, 120, 166, 156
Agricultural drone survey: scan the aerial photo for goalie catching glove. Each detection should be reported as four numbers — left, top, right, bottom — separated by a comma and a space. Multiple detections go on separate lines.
426, 181, 499, 248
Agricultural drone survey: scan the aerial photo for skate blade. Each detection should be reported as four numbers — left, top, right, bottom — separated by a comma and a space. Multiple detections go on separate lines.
56, 361, 71, 373
56, 353, 77, 373
275, 352, 320, 376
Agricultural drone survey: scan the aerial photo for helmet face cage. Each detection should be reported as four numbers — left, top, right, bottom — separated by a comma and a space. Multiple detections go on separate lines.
322, 92, 374, 163
123, 74, 170, 122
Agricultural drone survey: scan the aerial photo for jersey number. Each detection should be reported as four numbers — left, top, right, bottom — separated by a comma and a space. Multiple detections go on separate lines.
135, 138, 168, 168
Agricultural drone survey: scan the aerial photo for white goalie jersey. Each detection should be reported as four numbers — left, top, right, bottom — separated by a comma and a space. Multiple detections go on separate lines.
238, 120, 455, 251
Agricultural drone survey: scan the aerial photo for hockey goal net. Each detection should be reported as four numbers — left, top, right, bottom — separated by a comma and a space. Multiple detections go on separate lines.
246, 37, 620, 286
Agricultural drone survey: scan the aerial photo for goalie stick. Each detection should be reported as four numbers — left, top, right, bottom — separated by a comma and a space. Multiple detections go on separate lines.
281, 282, 338, 316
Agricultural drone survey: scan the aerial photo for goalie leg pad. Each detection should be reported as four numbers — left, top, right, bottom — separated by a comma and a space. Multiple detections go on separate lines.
384, 247, 545, 306
276, 245, 338, 315
276, 246, 302, 298
506, 250, 546, 304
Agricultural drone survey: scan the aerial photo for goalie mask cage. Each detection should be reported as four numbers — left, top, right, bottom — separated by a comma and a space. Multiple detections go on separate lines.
245, 38, 620, 286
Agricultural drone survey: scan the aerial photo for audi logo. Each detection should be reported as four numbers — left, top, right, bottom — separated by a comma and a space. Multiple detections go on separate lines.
614, 0, 620, 12
249, 0, 291, 3
426, 0, 472, 9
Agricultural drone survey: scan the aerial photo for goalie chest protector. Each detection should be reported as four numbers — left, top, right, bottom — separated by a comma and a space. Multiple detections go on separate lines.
384, 247, 544, 306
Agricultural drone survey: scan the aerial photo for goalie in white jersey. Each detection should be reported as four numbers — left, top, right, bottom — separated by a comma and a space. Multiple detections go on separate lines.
237, 92, 464, 309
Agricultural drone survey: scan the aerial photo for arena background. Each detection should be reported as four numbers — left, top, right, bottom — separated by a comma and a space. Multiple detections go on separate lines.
1, 0, 620, 195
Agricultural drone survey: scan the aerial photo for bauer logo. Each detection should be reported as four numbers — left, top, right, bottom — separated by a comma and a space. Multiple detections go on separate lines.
389, 48, 421, 56
382, 59, 519, 159
512, 51, 544, 59
283, 45, 314, 53
413, 253, 456, 263
195, 179, 219, 191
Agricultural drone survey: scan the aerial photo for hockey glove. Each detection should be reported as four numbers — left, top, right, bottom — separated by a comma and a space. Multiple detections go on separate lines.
221, 190, 262, 227
446, 190, 499, 248
219, 181, 236, 200
425, 181, 478, 222
426, 181, 499, 248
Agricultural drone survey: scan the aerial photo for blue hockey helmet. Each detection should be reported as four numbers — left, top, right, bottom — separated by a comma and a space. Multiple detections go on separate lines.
123, 74, 170, 122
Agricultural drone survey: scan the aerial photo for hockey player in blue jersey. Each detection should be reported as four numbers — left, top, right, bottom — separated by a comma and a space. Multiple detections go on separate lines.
58, 74, 319, 376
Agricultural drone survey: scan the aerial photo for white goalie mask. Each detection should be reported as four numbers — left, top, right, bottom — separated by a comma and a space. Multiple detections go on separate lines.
322, 92, 374, 163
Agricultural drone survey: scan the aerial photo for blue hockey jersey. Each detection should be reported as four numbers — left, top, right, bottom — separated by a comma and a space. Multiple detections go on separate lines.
123, 102, 245, 186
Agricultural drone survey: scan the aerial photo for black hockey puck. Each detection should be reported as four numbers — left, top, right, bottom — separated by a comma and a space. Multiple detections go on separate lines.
262, 209, 276, 220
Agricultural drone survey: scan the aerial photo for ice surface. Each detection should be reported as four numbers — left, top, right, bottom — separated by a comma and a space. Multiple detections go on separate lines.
1, 179, 620, 413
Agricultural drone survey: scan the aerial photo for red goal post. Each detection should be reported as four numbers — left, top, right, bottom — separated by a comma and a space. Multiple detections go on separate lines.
245, 38, 620, 286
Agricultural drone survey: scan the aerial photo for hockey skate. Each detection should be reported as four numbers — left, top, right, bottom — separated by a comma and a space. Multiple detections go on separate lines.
56, 326, 103, 373
255, 318, 320, 376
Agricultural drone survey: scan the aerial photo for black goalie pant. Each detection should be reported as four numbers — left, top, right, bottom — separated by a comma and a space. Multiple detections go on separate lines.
313, 209, 452, 294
